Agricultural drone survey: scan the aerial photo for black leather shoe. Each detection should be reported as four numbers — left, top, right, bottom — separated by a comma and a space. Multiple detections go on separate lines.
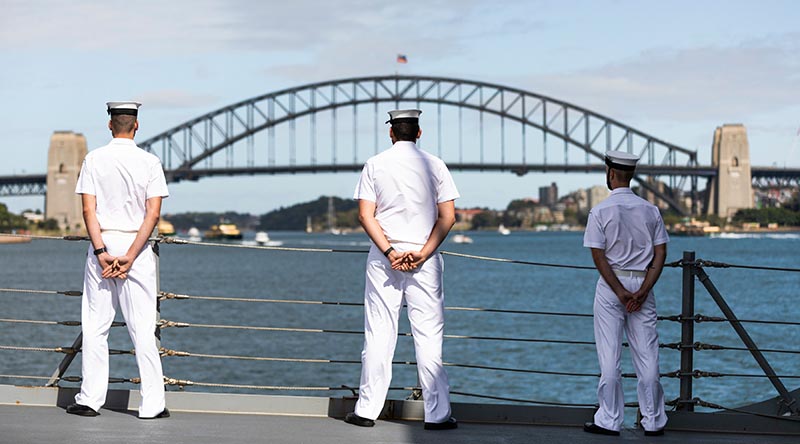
141, 408, 170, 419
583, 422, 620, 436
66, 403, 99, 417
424, 417, 458, 430
644, 428, 665, 436
344, 412, 375, 427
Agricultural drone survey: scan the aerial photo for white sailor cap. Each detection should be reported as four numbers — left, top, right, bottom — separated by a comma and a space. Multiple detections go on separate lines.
604, 150, 639, 171
385, 109, 422, 124
106, 101, 142, 117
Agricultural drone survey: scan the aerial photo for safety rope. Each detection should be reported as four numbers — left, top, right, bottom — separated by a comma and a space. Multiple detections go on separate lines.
449, 390, 596, 407
0, 319, 125, 328
0, 318, 124, 328
158, 236, 364, 254
158, 348, 601, 378
10, 285, 800, 326
7, 286, 800, 326
0, 288, 82, 297
161, 377, 414, 392
661, 369, 800, 379
659, 313, 800, 327
158, 291, 594, 318
0, 374, 52, 381
5, 232, 797, 274
0, 319, 59, 326
667, 258, 800, 273
439, 251, 596, 270
0, 233, 89, 241
157, 319, 598, 346
0, 344, 133, 355
675, 397, 800, 422
0, 345, 73, 354
660, 341, 800, 355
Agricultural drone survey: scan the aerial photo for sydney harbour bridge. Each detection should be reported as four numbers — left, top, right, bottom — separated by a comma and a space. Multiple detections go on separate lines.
1, 75, 798, 216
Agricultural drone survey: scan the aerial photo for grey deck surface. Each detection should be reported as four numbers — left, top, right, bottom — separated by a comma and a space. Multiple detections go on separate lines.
1, 405, 797, 444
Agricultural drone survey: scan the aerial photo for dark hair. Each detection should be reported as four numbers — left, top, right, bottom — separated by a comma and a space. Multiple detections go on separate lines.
616, 168, 635, 182
391, 122, 419, 142
110, 115, 136, 134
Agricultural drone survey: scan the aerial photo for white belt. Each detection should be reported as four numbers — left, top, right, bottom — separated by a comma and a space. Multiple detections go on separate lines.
613, 269, 646, 278
101, 229, 138, 235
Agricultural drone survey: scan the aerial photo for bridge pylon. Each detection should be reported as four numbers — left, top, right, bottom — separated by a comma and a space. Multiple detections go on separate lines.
45, 131, 87, 232
705, 124, 754, 219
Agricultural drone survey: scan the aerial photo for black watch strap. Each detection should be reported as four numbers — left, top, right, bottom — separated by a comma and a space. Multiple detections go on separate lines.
93, 246, 107, 256
383, 246, 394, 257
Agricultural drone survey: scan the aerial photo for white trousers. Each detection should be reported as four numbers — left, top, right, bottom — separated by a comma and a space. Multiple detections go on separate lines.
74, 232, 166, 418
593, 276, 667, 432
354, 244, 452, 423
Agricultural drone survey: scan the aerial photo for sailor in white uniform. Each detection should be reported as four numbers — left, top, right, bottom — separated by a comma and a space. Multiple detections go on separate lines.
345, 109, 460, 430
582, 150, 669, 437
67, 101, 170, 419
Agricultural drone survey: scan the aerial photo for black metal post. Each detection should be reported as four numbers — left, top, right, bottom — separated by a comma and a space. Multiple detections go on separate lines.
695, 266, 799, 415
46, 332, 82, 387
678, 251, 695, 411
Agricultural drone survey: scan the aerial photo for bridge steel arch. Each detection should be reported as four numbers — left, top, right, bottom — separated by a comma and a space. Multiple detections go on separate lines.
139, 75, 700, 214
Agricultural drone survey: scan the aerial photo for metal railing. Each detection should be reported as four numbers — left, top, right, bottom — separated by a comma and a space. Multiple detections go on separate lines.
674, 251, 799, 416
1, 232, 799, 429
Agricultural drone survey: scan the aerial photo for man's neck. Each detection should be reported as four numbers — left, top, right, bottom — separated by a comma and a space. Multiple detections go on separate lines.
112, 133, 135, 140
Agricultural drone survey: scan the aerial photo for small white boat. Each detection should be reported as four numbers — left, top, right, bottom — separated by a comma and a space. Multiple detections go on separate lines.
254, 231, 283, 247
187, 227, 202, 242
451, 234, 474, 244
498, 224, 510, 235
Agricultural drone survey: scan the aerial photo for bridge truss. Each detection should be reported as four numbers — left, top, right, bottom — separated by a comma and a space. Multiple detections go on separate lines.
137, 75, 700, 214
0, 175, 47, 197
6, 76, 797, 214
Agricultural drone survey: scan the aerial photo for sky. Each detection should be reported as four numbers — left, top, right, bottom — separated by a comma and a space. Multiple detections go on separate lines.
1, 0, 799, 215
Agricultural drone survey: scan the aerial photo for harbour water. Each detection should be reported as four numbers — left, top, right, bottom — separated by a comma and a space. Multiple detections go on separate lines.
1, 230, 798, 422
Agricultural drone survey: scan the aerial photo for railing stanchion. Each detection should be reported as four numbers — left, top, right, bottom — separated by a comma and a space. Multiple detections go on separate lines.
678, 251, 695, 411
695, 265, 799, 416
46, 332, 82, 387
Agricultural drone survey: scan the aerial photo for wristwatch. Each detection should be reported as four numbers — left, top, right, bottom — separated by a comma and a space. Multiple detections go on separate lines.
93, 246, 107, 256
383, 246, 395, 257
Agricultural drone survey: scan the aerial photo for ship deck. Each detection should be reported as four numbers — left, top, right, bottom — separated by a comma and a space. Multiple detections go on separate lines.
3, 404, 798, 444
1, 385, 798, 443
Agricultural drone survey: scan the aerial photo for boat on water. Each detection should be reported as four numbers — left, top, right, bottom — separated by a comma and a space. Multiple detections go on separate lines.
451, 233, 473, 244
669, 218, 721, 237
204, 223, 243, 240
498, 224, 510, 235
187, 227, 202, 242
157, 219, 176, 236
254, 231, 283, 247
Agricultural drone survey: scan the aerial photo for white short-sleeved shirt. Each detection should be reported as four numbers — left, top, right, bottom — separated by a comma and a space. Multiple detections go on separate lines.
583, 187, 669, 271
354, 141, 459, 245
75, 138, 169, 231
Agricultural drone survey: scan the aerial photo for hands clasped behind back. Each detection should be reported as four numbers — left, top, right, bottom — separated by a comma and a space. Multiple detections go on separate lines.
389, 250, 429, 272
99, 253, 133, 280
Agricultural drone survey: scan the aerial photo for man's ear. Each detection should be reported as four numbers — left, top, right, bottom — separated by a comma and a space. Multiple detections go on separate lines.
134, 120, 139, 131
417, 128, 422, 139
108, 120, 113, 131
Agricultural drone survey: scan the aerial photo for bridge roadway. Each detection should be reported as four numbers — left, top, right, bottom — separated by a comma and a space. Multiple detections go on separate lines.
1, 165, 798, 196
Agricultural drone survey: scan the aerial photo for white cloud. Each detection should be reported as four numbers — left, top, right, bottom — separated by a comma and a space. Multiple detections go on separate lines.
0, 0, 481, 54
522, 36, 800, 122
135, 89, 219, 109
